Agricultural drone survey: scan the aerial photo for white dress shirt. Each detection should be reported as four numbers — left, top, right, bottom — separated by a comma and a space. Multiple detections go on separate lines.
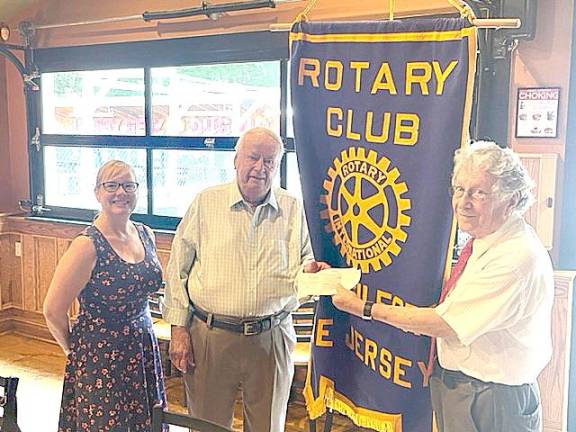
163, 182, 314, 326
435, 213, 554, 385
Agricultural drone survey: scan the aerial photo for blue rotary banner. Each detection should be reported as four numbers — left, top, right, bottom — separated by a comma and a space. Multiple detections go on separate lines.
290, 18, 477, 432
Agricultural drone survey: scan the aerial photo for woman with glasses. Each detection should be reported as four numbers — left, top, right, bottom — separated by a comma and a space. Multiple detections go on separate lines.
44, 160, 167, 431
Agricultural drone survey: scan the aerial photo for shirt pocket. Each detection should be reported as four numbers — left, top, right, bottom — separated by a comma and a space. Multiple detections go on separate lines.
259, 238, 298, 301
256, 238, 292, 281
266, 239, 290, 275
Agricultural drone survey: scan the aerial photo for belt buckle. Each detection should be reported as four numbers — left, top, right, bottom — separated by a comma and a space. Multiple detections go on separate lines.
243, 320, 261, 336
205, 313, 214, 328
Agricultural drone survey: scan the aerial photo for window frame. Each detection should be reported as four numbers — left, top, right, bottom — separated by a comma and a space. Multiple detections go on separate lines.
31, 31, 294, 230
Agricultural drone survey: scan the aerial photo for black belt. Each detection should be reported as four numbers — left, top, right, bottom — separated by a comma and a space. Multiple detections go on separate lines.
433, 360, 495, 387
193, 307, 290, 336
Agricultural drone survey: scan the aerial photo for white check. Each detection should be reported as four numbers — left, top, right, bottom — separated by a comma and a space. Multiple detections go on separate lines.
296, 267, 361, 297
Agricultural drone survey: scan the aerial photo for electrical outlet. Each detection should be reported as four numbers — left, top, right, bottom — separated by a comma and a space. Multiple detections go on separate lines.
14, 241, 22, 257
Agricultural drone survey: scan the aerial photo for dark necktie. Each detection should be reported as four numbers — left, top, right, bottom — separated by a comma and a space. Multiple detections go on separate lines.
426, 239, 474, 375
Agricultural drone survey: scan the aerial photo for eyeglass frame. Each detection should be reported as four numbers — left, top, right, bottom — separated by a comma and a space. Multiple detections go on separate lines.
99, 181, 140, 193
449, 185, 496, 203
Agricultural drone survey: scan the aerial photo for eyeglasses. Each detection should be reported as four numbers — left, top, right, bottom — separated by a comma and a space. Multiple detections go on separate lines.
100, 181, 139, 193
450, 185, 493, 202
244, 153, 278, 170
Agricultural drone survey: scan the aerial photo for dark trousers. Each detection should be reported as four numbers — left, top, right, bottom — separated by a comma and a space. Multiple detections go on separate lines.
430, 362, 541, 432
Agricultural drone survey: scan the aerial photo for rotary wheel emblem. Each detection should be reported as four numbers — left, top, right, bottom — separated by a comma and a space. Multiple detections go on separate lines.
320, 147, 411, 273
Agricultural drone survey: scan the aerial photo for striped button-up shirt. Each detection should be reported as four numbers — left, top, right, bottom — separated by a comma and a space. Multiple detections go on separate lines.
163, 182, 314, 326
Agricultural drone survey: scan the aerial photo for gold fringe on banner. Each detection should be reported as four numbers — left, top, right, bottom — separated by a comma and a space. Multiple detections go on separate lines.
305, 376, 403, 432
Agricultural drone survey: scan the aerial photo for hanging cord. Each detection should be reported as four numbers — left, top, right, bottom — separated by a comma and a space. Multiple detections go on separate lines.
297, 0, 396, 21
293, 0, 478, 24
295, 0, 320, 22
279, 0, 521, 32
447, 0, 477, 22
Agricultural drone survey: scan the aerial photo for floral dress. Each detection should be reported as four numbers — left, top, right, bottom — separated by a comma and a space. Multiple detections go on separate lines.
58, 224, 167, 432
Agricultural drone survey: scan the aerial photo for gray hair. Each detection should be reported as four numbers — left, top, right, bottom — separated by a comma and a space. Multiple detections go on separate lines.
452, 141, 534, 214
234, 127, 285, 161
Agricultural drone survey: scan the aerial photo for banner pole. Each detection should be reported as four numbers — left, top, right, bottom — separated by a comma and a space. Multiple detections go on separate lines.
324, 409, 334, 432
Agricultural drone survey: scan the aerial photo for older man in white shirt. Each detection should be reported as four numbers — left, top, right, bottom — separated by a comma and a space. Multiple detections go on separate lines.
332, 141, 554, 432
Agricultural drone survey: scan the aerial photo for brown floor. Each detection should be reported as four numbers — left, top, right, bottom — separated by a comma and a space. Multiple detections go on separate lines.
0, 333, 363, 431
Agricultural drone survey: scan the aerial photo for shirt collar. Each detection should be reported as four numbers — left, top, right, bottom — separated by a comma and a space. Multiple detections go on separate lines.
471, 213, 522, 257
227, 181, 279, 213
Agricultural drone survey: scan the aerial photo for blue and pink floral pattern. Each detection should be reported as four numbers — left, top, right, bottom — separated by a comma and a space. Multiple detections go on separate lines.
58, 224, 167, 431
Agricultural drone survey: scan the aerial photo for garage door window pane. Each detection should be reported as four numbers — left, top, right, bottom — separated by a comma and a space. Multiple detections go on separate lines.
42, 69, 145, 136
44, 146, 147, 213
151, 62, 280, 137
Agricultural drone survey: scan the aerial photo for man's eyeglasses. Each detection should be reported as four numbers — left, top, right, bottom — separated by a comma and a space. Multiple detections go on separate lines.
245, 153, 277, 169
450, 185, 493, 202
100, 181, 139, 193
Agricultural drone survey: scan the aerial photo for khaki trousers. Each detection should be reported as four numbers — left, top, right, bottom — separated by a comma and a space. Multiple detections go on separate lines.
183, 315, 296, 432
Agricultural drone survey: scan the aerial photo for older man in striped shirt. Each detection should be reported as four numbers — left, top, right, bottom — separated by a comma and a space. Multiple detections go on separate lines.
163, 127, 328, 431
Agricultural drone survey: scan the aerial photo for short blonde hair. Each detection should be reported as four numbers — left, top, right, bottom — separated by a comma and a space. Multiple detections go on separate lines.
95, 160, 135, 190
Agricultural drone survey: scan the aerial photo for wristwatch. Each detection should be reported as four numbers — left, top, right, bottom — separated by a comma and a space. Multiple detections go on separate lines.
362, 300, 374, 321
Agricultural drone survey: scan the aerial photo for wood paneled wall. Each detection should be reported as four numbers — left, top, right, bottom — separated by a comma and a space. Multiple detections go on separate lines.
0, 215, 574, 430
0, 216, 173, 339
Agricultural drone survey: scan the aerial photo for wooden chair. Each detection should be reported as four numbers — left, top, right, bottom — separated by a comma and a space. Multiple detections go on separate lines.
289, 299, 316, 404
0, 376, 21, 432
149, 288, 173, 377
152, 404, 233, 432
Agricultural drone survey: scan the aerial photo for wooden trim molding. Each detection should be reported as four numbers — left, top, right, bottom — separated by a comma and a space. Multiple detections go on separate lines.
0, 307, 53, 342
0, 215, 175, 246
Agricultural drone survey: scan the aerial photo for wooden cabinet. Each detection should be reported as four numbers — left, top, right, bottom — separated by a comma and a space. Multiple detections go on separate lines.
519, 153, 559, 250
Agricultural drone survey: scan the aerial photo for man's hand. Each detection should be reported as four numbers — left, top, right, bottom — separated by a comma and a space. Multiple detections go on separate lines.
303, 260, 331, 273
331, 286, 364, 317
170, 325, 195, 373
